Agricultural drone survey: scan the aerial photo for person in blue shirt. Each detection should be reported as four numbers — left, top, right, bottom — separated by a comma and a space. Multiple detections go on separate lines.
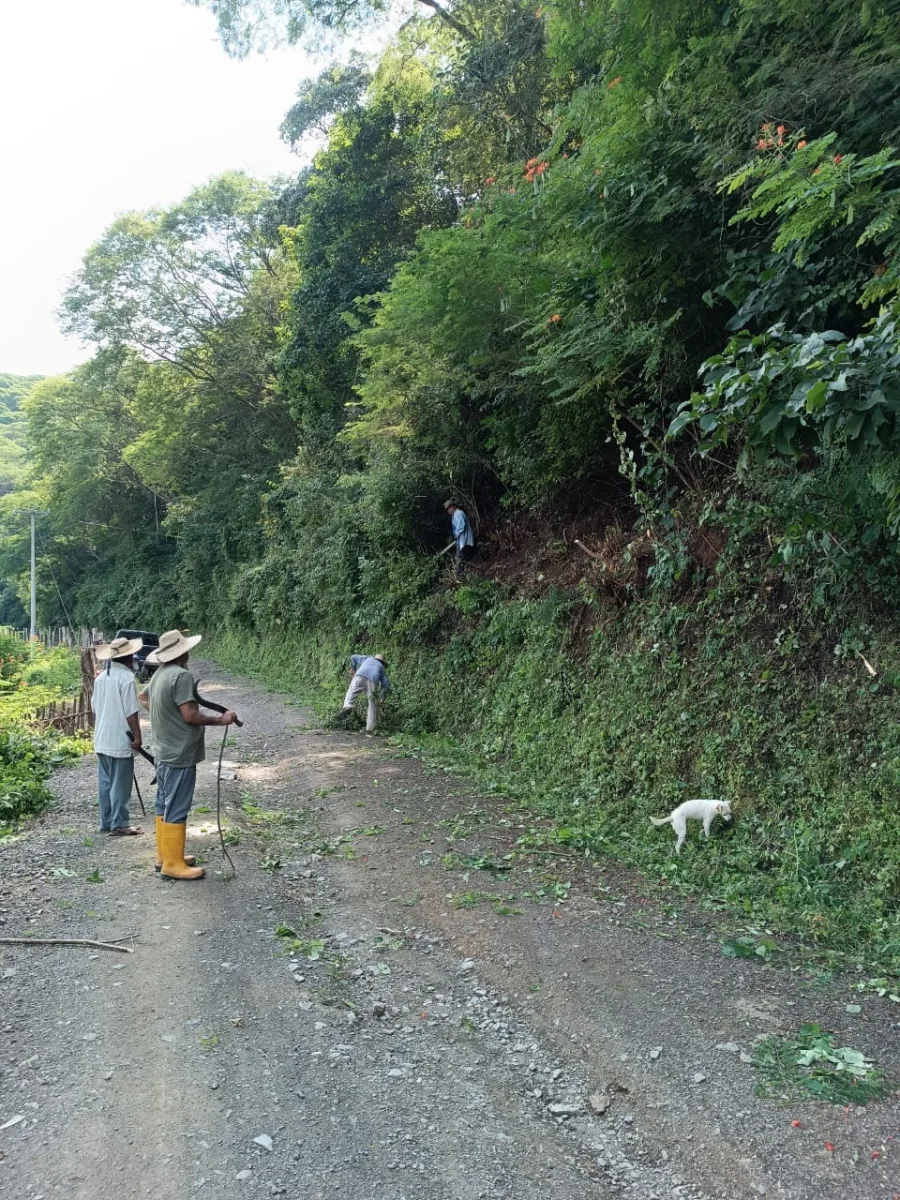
444, 500, 475, 576
341, 653, 391, 734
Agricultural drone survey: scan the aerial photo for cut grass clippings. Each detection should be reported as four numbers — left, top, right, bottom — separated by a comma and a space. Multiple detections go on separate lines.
751, 1024, 891, 1106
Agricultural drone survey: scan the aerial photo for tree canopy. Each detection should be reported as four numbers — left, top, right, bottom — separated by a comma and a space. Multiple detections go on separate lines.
3, 0, 900, 629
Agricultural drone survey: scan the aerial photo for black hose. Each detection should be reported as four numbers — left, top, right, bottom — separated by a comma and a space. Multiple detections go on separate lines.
216, 724, 236, 879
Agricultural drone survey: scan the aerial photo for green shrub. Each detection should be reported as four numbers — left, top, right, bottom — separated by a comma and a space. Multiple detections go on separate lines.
22, 645, 81, 693
0, 728, 54, 824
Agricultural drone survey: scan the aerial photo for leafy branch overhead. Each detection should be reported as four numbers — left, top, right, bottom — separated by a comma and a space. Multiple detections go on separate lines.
188, 0, 474, 54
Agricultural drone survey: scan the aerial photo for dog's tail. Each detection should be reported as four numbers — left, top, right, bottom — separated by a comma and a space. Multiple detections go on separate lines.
649, 816, 669, 827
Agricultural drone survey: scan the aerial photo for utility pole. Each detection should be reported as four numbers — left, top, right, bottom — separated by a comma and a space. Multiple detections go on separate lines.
12, 509, 48, 640
30, 512, 36, 639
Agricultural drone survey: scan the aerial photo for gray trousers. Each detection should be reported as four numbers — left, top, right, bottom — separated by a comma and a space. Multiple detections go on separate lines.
342, 674, 378, 732
97, 754, 134, 831
155, 763, 197, 824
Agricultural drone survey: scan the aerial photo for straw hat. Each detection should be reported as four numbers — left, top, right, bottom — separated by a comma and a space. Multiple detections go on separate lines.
95, 635, 144, 662
374, 654, 388, 666
146, 629, 202, 665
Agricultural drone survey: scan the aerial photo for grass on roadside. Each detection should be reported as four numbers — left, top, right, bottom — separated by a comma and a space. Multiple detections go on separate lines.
0, 634, 86, 828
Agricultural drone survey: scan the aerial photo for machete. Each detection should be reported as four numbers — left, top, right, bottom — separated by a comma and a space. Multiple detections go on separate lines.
193, 682, 243, 727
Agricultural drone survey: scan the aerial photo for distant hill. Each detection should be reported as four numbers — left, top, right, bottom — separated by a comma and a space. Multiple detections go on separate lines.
0, 373, 42, 495
0, 372, 43, 415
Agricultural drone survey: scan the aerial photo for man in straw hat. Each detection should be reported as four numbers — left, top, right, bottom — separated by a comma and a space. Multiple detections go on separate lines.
92, 635, 145, 836
140, 629, 239, 881
340, 653, 391, 734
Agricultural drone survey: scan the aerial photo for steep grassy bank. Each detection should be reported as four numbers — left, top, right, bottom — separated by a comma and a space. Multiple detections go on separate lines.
212, 583, 900, 976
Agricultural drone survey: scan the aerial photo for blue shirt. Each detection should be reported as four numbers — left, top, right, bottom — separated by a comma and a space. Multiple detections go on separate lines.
350, 655, 391, 693
451, 508, 474, 551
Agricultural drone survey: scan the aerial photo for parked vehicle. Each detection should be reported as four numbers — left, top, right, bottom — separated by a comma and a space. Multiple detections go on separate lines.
113, 629, 160, 681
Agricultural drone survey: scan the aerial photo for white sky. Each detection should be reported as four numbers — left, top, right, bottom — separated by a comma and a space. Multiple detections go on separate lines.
0, 0, 314, 376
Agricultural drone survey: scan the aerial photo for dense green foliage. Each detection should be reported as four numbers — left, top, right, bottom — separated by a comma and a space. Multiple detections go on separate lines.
0, 373, 41, 499
0, 634, 83, 827
4, 0, 900, 960
0, 375, 41, 624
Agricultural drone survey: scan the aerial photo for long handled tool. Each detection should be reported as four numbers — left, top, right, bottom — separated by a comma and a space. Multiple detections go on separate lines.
127, 731, 157, 779
194, 683, 243, 879
131, 767, 147, 818
126, 730, 147, 817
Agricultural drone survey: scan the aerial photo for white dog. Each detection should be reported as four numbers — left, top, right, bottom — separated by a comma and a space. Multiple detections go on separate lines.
650, 799, 732, 853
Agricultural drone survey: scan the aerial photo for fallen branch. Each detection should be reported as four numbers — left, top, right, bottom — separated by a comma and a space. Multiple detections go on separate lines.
574, 538, 601, 560
0, 936, 133, 954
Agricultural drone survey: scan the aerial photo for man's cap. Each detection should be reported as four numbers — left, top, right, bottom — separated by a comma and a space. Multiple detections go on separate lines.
443, 499, 456, 509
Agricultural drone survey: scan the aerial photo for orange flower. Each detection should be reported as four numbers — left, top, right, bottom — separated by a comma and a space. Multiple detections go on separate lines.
833, 154, 844, 165
757, 138, 768, 150
608, 76, 623, 89
824, 1142, 834, 1152
549, 313, 561, 323
776, 124, 786, 135
485, 176, 496, 186
791, 1120, 802, 1128
796, 139, 807, 149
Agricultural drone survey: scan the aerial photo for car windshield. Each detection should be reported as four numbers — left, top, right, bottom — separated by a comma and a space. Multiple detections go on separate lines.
115, 630, 159, 646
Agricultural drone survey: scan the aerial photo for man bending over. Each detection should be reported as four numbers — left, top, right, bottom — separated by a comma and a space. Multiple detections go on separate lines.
341, 653, 390, 735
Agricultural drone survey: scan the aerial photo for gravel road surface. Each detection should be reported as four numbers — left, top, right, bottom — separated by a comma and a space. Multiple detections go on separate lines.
1, 660, 898, 1199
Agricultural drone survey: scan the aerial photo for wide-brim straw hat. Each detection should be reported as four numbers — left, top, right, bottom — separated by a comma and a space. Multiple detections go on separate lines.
146, 629, 202, 665
96, 635, 144, 661
374, 653, 388, 666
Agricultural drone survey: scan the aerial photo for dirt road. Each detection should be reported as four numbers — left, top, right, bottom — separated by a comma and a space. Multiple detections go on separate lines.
1, 661, 898, 1199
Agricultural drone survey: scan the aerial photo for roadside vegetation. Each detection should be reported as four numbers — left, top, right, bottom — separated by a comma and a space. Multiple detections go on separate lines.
2, 2, 900, 971
0, 632, 84, 828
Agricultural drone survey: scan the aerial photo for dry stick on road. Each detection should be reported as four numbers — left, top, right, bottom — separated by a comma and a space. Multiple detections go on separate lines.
0, 936, 134, 954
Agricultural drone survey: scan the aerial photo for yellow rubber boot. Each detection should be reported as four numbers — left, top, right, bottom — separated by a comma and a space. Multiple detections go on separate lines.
159, 820, 205, 880
155, 816, 196, 871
